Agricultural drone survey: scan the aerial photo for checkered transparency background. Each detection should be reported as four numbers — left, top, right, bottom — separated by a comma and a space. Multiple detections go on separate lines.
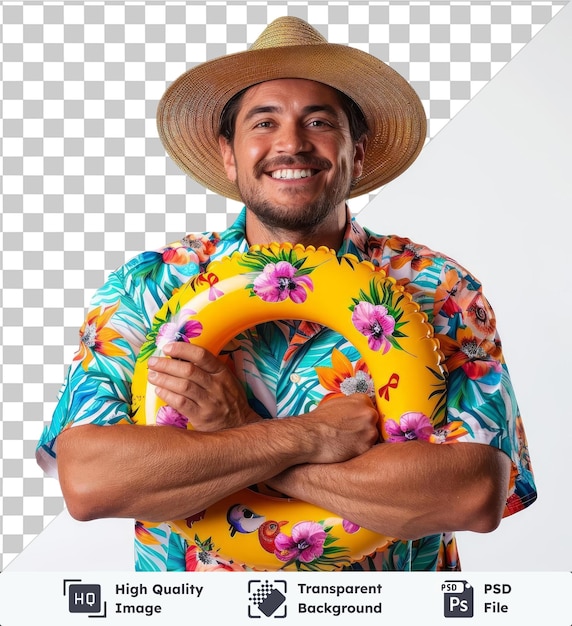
0, 0, 566, 570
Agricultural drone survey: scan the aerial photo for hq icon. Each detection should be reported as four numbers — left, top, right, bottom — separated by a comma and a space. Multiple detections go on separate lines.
63, 579, 107, 618
442, 580, 474, 618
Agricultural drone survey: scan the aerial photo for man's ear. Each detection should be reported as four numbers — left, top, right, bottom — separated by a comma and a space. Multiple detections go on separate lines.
352, 135, 367, 180
218, 135, 237, 182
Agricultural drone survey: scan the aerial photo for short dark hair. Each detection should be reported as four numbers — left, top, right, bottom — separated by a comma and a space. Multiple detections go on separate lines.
219, 84, 369, 144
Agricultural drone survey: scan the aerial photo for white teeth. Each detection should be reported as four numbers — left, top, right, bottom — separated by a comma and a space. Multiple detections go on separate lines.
271, 169, 314, 179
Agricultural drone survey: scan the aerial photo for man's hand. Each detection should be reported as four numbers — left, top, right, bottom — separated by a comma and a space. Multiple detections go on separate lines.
299, 394, 380, 464
147, 342, 259, 431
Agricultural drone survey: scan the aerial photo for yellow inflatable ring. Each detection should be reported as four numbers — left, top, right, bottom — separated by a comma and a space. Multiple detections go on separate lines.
131, 242, 446, 571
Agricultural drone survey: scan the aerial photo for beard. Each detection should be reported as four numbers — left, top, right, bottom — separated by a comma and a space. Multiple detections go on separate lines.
236, 155, 353, 233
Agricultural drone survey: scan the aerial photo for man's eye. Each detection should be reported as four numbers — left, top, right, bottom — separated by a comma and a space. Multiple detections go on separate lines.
255, 121, 272, 128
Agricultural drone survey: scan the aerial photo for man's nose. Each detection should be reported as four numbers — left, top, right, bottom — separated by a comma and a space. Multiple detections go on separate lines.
275, 122, 312, 154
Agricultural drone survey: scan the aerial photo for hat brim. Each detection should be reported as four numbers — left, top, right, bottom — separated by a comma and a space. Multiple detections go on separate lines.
157, 43, 427, 201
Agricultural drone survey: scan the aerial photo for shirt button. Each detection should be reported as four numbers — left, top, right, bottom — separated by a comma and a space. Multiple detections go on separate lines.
290, 374, 301, 384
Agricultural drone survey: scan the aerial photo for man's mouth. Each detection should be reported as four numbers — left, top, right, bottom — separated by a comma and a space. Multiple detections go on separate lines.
270, 168, 317, 180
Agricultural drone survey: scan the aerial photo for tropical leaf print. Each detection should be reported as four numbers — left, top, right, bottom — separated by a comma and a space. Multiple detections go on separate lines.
239, 246, 317, 276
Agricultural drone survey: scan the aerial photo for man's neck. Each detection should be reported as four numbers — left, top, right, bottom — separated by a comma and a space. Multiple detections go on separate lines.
244, 206, 350, 251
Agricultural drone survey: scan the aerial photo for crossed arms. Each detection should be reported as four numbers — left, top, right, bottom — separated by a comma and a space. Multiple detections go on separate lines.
56, 341, 511, 541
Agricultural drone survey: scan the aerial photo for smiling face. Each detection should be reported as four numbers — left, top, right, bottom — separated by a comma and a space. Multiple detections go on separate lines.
218, 79, 367, 247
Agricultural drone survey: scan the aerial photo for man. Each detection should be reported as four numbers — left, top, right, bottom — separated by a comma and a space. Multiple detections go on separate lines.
37, 16, 536, 572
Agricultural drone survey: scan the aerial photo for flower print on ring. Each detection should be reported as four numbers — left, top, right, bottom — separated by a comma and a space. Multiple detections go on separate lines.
239, 245, 317, 303
272, 520, 360, 571
156, 405, 188, 429
155, 309, 203, 350
351, 301, 396, 353
185, 535, 244, 572
385, 412, 469, 444
253, 261, 314, 303
274, 521, 327, 564
315, 348, 375, 402
349, 276, 409, 354
385, 412, 434, 442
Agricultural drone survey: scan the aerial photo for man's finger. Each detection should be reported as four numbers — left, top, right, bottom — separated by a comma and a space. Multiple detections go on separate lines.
162, 342, 223, 374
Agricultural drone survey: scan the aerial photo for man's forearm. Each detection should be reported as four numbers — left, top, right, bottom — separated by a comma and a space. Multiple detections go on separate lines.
57, 421, 315, 523
56, 393, 379, 523
268, 441, 512, 540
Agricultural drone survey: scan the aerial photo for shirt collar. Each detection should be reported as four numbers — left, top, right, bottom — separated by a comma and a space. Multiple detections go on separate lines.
230, 206, 371, 261
337, 209, 371, 261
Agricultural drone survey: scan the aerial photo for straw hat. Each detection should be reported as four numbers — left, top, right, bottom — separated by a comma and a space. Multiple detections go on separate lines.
157, 16, 426, 201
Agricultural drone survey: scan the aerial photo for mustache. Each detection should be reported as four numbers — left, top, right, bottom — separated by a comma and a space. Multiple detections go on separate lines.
254, 155, 332, 177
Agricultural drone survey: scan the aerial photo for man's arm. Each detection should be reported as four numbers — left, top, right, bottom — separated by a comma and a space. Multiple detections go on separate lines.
56, 392, 380, 523
139, 341, 511, 539
267, 440, 511, 540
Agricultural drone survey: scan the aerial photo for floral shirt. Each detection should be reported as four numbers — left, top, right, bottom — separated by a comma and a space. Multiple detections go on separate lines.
37, 208, 537, 572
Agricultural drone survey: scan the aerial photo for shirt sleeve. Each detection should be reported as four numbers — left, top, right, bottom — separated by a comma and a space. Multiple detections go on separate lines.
35, 248, 191, 477
35, 268, 147, 476
35, 228, 235, 479
430, 262, 537, 517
